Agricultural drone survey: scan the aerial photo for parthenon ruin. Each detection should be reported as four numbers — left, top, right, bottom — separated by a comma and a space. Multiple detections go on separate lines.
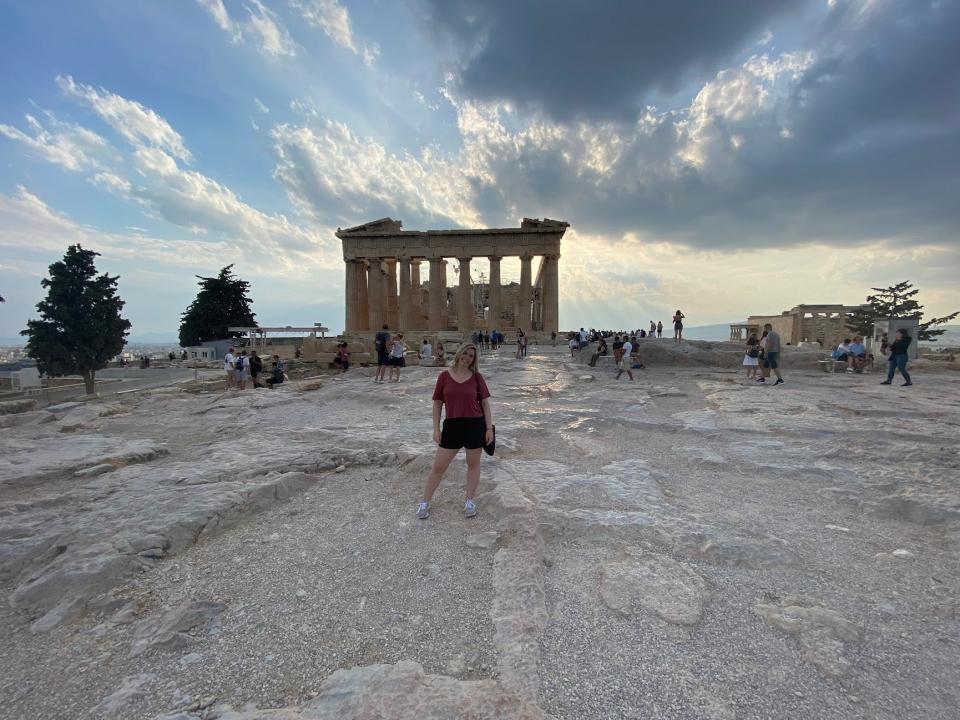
336, 218, 569, 336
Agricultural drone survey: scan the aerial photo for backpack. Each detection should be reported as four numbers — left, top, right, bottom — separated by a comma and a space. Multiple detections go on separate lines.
375, 332, 388, 353
235, 356, 244, 371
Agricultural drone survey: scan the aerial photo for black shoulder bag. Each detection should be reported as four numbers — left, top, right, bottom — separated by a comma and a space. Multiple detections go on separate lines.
475, 374, 496, 456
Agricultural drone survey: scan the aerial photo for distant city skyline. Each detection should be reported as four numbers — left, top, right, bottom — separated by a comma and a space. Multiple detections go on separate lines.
2, 1, 958, 337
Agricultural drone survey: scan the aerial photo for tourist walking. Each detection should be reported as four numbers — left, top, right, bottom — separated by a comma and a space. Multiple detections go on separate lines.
373, 324, 391, 383
615, 336, 634, 380
434, 341, 446, 366
516, 328, 525, 359
419, 338, 434, 365
743, 333, 760, 380
389, 333, 408, 382
416, 343, 494, 520
612, 334, 624, 364
223, 346, 236, 390
656, 321, 663, 338
673, 310, 685, 344
763, 323, 784, 385
881, 329, 912, 386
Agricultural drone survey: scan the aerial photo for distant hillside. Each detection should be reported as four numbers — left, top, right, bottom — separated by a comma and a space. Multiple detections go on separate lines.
680, 323, 742, 341
921, 324, 960, 346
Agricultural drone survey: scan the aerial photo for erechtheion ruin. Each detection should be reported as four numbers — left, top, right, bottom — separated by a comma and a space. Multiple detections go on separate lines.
729, 304, 871, 349
336, 218, 569, 337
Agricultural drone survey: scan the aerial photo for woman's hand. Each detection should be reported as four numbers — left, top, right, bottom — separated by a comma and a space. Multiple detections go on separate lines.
485, 428, 494, 445
433, 428, 441, 445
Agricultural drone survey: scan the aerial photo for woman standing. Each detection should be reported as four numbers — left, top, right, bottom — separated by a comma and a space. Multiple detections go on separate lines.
673, 310, 685, 344
388, 333, 408, 382
881, 329, 912, 386
743, 333, 760, 380
416, 343, 493, 520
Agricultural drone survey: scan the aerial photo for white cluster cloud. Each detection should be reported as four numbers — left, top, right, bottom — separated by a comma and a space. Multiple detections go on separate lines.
289, 0, 379, 65
58, 75, 193, 162
0, 112, 112, 172
4, 77, 341, 277
289, 0, 355, 52
197, 0, 297, 57
271, 119, 482, 229
0, 185, 227, 267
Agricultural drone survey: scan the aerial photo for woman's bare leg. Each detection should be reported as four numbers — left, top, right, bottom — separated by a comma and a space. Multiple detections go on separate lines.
464, 448, 482, 500
423, 447, 460, 501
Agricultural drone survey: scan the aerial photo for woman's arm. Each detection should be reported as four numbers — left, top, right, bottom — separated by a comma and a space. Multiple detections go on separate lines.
481, 398, 493, 429
433, 400, 443, 444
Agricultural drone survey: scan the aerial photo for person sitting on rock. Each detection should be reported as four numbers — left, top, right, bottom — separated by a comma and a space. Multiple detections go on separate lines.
265, 362, 285, 389
336, 342, 351, 374
588, 337, 608, 367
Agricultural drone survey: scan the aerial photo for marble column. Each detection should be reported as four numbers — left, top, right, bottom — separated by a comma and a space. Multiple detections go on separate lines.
356, 260, 369, 331
440, 260, 449, 329
428, 258, 443, 331
410, 260, 422, 328
487, 256, 501, 330
542, 253, 560, 335
457, 257, 472, 331
386, 260, 399, 329
367, 259, 384, 330
517, 253, 532, 332
398, 257, 412, 331
344, 260, 357, 332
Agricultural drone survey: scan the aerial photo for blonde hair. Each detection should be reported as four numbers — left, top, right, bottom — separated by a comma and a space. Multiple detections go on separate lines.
450, 343, 479, 373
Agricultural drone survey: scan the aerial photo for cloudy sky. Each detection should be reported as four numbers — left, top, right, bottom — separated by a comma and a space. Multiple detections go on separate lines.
1, 0, 957, 339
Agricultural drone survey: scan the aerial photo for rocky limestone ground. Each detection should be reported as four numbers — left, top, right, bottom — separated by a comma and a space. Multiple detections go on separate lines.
0, 341, 958, 719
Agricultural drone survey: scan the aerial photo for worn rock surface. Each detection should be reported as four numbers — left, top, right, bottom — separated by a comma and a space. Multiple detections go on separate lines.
0, 344, 958, 719
753, 595, 863, 678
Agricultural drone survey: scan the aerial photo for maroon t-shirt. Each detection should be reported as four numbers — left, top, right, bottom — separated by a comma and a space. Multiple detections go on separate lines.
432, 371, 490, 419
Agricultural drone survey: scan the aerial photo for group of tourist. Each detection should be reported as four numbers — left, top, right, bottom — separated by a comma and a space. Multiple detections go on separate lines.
741, 326, 914, 386
832, 336, 869, 373
469, 330, 508, 350
372, 324, 410, 383
741, 324, 785, 385
223, 346, 285, 390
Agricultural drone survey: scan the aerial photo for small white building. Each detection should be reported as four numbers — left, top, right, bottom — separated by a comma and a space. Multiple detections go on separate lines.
873, 316, 920, 360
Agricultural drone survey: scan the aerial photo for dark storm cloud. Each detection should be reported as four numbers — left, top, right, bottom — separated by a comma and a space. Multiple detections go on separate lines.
438, 0, 960, 250
411, 0, 802, 120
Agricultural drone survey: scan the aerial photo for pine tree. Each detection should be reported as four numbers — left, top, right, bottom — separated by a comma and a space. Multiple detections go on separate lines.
21, 245, 131, 395
846, 281, 958, 342
179, 265, 256, 347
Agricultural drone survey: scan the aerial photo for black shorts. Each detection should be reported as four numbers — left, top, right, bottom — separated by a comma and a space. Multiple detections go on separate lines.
389, 356, 405, 367
440, 417, 485, 450
377, 352, 390, 366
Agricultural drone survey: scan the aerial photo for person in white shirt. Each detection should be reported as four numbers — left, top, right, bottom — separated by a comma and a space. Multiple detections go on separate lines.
388, 333, 408, 382
223, 347, 236, 390
420, 338, 434, 365
615, 339, 634, 380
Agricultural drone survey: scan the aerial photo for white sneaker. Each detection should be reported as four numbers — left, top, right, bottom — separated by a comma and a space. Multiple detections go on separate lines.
464, 499, 477, 518
416, 501, 429, 520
